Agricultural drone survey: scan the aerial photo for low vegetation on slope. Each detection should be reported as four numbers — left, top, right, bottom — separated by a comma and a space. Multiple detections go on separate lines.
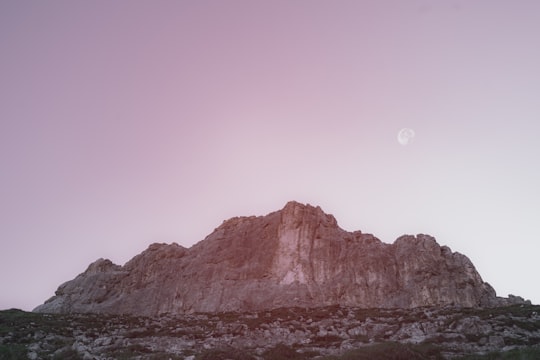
1, 304, 540, 359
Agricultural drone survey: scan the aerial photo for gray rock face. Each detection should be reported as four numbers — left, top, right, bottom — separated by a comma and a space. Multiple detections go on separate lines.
34, 201, 520, 315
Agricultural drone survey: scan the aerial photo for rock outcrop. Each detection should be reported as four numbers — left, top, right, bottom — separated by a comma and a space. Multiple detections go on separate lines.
34, 201, 521, 316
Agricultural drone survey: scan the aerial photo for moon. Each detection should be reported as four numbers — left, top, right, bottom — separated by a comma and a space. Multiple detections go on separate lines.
397, 128, 415, 146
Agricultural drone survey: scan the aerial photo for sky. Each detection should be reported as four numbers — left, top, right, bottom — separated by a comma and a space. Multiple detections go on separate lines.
1, 1, 539, 311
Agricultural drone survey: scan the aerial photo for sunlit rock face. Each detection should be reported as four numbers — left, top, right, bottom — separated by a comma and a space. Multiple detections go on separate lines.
34, 201, 514, 316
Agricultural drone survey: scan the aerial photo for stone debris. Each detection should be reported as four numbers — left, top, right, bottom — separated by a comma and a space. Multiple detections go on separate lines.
2, 305, 540, 359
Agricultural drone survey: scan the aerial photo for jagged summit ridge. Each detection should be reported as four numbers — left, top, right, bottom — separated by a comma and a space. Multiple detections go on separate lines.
34, 201, 524, 316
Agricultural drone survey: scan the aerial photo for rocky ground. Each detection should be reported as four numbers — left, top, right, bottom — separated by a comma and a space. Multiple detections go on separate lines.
2, 304, 540, 359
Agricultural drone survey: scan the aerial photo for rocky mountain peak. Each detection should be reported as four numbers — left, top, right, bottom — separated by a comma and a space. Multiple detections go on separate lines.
280, 200, 337, 227
280, 200, 318, 216
34, 202, 527, 316
84, 258, 121, 274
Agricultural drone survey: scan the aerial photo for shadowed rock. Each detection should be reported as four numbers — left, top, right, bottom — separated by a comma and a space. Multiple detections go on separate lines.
34, 201, 523, 315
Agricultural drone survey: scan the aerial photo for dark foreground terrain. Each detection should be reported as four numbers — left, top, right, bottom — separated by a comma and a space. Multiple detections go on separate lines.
1, 305, 540, 359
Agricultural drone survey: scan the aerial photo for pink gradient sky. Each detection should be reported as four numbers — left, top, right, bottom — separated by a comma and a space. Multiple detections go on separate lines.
1, 1, 540, 310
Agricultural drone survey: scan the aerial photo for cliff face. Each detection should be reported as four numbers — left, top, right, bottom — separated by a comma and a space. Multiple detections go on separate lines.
34, 201, 512, 316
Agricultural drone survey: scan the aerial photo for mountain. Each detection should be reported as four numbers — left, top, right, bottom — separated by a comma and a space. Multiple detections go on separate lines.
34, 201, 525, 316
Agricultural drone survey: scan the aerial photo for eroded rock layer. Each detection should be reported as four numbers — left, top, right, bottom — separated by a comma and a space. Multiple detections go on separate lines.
34, 201, 517, 315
